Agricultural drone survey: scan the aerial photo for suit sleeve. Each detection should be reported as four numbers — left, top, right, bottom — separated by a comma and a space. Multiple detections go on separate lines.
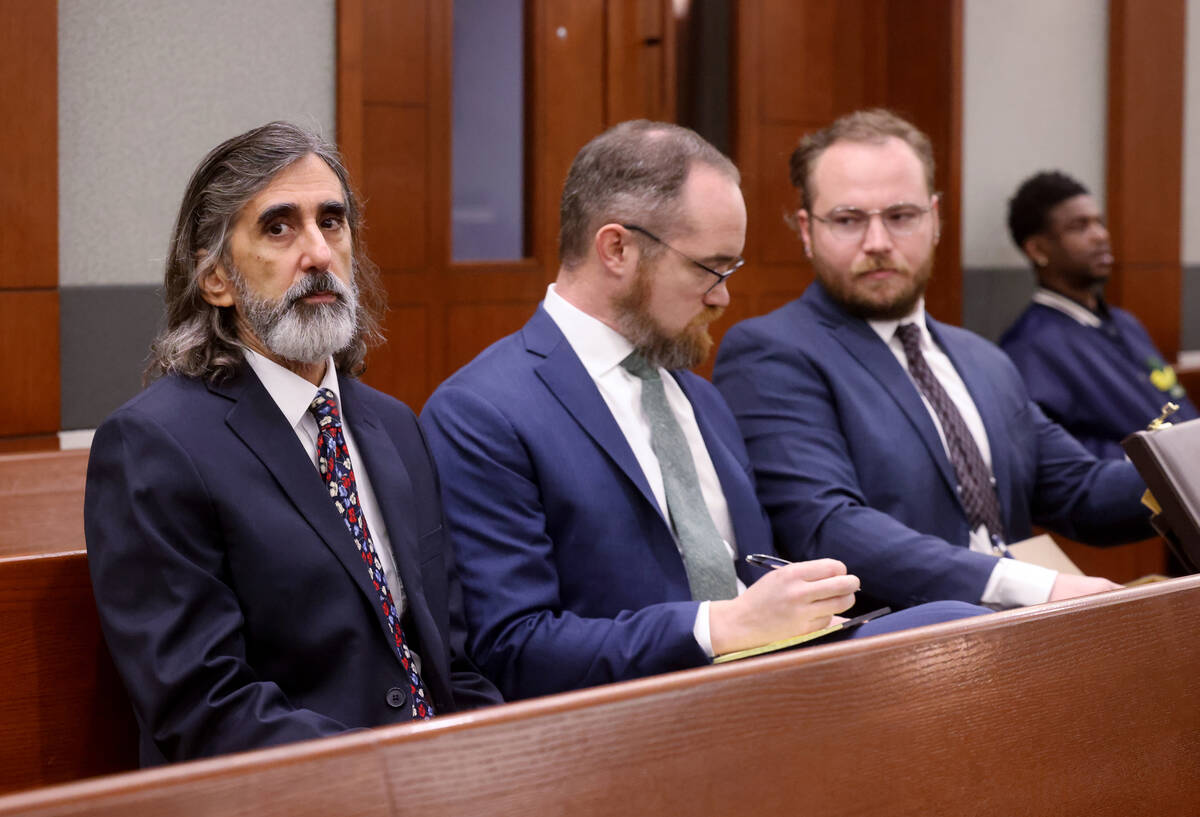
713, 324, 1001, 608
1022, 400, 1150, 544
85, 408, 349, 762
421, 385, 706, 701
407, 412, 504, 710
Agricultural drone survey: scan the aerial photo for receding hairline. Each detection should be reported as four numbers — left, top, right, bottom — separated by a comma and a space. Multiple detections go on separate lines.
805, 134, 934, 210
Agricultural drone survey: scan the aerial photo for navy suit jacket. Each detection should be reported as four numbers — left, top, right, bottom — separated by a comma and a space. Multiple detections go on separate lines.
419, 306, 774, 700
712, 283, 1150, 608
85, 366, 499, 765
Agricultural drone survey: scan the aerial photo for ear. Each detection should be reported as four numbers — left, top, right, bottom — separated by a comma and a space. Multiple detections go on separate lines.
197, 252, 236, 307
796, 209, 814, 258
930, 194, 942, 246
594, 223, 638, 279
1021, 235, 1049, 268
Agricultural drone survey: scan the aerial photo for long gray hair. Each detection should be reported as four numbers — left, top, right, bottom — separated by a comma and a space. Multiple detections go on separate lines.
145, 121, 385, 383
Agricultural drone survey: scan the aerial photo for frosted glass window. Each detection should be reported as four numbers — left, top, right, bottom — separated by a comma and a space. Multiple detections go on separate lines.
452, 0, 525, 261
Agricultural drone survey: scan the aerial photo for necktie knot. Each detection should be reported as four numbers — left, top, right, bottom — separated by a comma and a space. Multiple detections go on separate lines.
895, 322, 922, 357
308, 387, 341, 426
621, 351, 659, 381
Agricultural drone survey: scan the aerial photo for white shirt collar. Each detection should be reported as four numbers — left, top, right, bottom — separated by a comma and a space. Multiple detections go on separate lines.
542, 283, 635, 377
867, 297, 930, 348
242, 348, 341, 430
1031, 286, 1103, 328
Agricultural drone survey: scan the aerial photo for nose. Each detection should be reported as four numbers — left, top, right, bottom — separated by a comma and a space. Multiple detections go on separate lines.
299, 221, 333, 271
860, 213, 894, 254
704, 278, 731, 307
1091, 219, 1111, 244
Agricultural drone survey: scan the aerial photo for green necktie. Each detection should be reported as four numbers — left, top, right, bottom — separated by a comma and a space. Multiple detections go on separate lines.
621, 351, 737, 601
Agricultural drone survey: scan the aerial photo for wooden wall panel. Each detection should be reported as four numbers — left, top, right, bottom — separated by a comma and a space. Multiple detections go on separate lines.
1, 291, 59, 437
883, 0, 963, 324
1106, 0, 1186, 360
606, 0, 676, 124
362, 0, 429, 105
0, 2, 58, 449
360, 106, 430, 271
529, 0, 608, 270
367, 302, 429, 410
0, 1, 56, 290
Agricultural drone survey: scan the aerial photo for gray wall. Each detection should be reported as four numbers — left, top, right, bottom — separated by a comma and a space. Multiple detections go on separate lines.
960, 0, 1108, 341
58, 0, 336, 429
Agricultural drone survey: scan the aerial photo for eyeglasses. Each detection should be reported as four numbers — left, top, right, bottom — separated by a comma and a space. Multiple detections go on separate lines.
622, 224, 745, 294
809, 201, 935, 243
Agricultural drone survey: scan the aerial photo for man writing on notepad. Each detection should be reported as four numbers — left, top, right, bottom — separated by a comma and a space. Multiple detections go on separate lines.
420, 120, 983, 701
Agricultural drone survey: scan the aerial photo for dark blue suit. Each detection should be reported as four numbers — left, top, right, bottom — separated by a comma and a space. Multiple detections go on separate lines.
1000, 299, 1198, 459
85, 366, 499, 765
420, 306, 984, 700
713, 283, 1150, 608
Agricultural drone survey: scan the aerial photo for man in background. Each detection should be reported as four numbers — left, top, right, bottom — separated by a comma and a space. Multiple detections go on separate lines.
1000, 170, 1197, 458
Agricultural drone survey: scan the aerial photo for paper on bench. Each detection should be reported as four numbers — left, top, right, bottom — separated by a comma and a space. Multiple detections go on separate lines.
1006, 534, 1083, 576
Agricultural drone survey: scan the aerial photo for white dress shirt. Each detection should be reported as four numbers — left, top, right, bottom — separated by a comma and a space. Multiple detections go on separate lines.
867, 300, 1057, 608
542, 285, 744, 655
243, 349, 408, 615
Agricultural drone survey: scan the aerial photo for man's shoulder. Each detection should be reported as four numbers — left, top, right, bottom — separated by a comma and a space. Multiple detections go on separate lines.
726, 295, 815, 338
103, 373, 220, 426
999, 302, 1088, 355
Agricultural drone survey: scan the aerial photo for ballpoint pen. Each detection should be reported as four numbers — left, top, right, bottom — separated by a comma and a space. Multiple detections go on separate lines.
745, 553, 791, 570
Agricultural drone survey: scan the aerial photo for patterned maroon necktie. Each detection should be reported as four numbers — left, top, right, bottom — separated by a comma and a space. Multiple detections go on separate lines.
308, 388, 434, 720
895, 323, 1005, 541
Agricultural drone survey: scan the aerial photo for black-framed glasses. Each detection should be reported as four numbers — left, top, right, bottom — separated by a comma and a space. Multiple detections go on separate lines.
622, 224, 745, 293
809, 199, 936, 243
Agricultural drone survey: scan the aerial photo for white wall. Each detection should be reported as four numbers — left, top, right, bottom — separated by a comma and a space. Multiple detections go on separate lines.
962, 0, 1109, 269
58, 0, 337, 287
1183, 0, 1200, 264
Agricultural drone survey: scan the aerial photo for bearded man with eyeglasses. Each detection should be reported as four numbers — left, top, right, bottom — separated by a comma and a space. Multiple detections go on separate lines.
714, 109, 1150, 613
420, 119, 986, 701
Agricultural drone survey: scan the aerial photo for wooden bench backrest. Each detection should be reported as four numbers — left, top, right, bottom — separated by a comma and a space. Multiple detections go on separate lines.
1, 575, 1197, 816
0, 450, 89, 557
0, 551, 139, 795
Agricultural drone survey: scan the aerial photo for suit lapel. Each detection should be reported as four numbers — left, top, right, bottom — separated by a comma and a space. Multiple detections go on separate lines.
212, 370, 407, 669
526, 309, 665, 518
809, 286, 959, 497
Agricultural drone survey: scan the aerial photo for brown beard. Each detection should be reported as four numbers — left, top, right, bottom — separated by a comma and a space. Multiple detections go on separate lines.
812, 251, 933, 321
613, 260, 724, 370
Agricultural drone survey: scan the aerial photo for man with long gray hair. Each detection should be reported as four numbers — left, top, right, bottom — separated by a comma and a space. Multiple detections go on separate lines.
85, 121, 499, 766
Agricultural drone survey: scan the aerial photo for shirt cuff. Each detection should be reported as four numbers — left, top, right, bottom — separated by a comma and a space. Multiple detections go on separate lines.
693, 600, 715, 658
980, 558, 1057, 609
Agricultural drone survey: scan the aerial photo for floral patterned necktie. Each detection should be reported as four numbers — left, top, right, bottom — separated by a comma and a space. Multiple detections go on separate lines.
308, 387, 434, 719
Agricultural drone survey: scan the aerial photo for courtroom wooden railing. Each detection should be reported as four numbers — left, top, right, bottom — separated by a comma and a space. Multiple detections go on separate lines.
0, 551, 139, 793
0, 449, 89, 557
1, 575, 1196, 816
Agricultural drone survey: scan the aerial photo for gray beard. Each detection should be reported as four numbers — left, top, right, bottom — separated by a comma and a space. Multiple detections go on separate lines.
232, 268, 359, 365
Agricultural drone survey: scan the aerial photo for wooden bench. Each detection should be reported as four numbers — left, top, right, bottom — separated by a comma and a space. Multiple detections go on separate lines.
0, 574, 1196, 816
0, 551, 139, 795
0, 450, 89, 557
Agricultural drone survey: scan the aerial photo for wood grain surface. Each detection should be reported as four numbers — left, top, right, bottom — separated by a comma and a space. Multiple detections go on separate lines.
2, 575, 1196, 815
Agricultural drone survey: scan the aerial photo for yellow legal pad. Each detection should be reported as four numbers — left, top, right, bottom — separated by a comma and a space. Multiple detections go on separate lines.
712, 607, 890, 664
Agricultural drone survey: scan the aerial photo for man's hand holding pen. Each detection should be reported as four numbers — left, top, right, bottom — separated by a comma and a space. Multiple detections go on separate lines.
708, 555, 859, 656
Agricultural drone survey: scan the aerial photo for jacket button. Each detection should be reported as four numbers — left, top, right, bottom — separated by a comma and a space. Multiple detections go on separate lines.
386, 686, 409, 709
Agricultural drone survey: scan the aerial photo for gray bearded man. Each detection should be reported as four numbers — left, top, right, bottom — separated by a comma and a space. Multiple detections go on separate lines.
85, 122, 499, 766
